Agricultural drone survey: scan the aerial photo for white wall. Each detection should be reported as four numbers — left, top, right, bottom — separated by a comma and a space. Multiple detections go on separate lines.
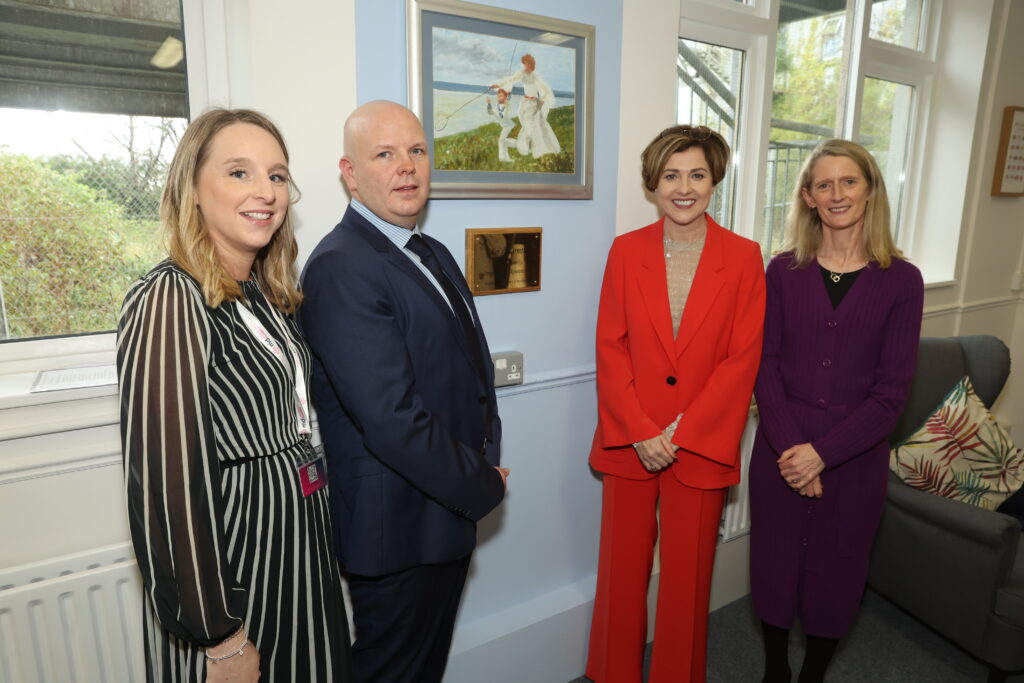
908, 0, 997, 285
922, 0, 1024, 437
214, 0, 359, 264
614, 0, 680, 235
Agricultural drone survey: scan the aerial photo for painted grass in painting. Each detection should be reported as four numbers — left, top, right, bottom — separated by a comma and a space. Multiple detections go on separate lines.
433, 105, 575, 174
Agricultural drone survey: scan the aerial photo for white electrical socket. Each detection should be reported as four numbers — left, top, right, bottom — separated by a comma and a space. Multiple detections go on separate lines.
491, 351, 524, 387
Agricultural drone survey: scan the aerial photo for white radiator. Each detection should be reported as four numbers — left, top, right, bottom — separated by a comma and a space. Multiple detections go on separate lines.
0, 543, 144, 683
719, 414, 756, 542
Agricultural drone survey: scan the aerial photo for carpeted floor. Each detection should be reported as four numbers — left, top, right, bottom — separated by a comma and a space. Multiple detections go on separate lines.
569, 589, 1024, 682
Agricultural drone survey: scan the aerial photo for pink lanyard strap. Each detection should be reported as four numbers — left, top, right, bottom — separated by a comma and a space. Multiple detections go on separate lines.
235, 301, 311, 437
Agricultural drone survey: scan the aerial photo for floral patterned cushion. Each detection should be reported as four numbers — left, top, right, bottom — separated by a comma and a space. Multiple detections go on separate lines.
890, 375, 1024, 510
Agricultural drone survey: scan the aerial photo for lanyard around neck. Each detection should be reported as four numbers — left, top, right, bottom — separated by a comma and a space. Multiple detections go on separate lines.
235, 300, 311, 438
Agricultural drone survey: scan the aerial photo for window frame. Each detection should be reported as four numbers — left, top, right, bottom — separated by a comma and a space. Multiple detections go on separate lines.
855, 10, 939, 252
678, 5, 777, 244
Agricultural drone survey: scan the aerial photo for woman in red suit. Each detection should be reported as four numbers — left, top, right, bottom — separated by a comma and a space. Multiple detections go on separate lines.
585, 125, 766, 683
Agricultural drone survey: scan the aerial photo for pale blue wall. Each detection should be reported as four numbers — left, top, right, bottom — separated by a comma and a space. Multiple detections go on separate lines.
352, 1, 624, 679
354, 0, 622, 378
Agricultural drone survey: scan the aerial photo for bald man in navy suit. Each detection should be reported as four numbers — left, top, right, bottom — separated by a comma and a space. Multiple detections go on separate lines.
299, 100, 508, 683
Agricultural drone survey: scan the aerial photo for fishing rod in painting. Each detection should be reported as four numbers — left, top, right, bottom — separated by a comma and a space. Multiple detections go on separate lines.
507, 40, 519, 76
434, 87, 492, 132
433, 40, 519, 133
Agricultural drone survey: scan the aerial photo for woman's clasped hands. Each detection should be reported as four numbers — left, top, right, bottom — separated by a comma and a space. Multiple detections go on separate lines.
778, 443, 825, 498
634, 433, 677, 472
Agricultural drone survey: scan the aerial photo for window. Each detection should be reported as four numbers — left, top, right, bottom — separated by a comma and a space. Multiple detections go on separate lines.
676, 10, 773, 248
0, 1, 188, 343
858, 77, 915, 236
870, 0, 925, 50
680, 0, 995, 284
765, 4, 849, 254
681, 0, 995, 285
677, 38, 745, 230
821, 17, 844, 61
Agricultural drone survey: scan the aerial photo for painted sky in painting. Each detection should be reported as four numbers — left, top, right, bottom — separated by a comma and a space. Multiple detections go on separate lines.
432, 27, 575, 93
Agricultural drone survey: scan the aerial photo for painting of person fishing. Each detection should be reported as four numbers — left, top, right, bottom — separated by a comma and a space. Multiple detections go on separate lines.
432, 34, 574, 173
408, 0, 594, 198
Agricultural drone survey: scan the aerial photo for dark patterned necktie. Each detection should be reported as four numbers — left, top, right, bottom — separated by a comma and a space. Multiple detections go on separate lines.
406, 234, 485, 380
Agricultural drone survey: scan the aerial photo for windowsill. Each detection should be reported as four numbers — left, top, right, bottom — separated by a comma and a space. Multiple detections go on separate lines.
0, 372, 116, 411
0, 332, 114, 371
0, 378, 118, 443
0, 334, 118, 442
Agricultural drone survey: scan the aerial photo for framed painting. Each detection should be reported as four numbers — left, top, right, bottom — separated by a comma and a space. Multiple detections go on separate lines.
465, 227, 541, 295
407, 0, 594, 198
992, 106, 1024, 197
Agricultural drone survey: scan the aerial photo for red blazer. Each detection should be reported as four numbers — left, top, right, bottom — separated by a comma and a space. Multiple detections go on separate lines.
589, 215, 766, 489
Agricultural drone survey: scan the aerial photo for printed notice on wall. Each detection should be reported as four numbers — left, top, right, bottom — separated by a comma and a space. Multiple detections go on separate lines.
32, 364, 117, 392
996, 108, 1024, 196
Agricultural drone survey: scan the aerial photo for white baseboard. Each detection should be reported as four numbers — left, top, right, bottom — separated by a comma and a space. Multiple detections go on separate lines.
445, 575, 598, 683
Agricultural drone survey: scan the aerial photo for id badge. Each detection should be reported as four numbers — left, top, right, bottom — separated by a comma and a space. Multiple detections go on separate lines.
297, 443, 327, 498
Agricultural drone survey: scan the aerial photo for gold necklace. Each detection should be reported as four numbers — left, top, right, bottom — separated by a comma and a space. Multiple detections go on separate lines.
829, 270, 842, 283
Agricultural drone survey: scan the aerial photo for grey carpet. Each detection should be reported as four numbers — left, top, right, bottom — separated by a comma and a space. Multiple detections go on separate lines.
569, 589, 1024, 682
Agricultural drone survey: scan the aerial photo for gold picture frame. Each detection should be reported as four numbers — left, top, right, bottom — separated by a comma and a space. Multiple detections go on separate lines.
465, 227, 542, 295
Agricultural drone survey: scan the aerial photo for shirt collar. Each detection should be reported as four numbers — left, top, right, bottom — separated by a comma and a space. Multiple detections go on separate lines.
350, 198, 422, 250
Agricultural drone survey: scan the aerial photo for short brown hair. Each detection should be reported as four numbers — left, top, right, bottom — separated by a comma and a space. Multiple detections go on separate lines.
641, 124, 730, 192
521, 54, 536, 70
163, 108, 302, 312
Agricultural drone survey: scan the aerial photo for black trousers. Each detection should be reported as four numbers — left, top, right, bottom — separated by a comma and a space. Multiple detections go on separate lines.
347, 555, 471, 683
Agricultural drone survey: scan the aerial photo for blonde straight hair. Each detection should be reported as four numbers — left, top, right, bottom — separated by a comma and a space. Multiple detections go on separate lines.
783, 138, 904, 269
162, 108, 302, 313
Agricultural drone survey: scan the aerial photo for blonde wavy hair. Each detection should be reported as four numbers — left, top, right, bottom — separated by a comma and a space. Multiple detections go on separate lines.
783, 138, 904, 269
162, 108, 302, 312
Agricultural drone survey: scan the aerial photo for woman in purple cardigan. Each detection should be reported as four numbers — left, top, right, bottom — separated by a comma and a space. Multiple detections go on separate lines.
749, 139, 923, 682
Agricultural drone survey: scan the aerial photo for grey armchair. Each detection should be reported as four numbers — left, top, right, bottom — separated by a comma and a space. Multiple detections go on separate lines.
868, 335, 1024, 683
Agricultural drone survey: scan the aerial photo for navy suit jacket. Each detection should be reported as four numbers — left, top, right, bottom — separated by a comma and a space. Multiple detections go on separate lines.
299, 206, 504, 576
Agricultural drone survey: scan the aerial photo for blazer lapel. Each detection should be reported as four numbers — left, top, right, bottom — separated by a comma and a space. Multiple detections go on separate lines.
346, 212, 480, 380
388, 248, 457, 320
674, 217, 726, 357
636, 219, 677, 363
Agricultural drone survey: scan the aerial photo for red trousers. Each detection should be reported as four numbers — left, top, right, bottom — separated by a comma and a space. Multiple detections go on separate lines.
586, 472, 726, 683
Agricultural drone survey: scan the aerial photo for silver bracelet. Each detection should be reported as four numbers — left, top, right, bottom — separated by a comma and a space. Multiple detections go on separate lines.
205, 630, 248, 662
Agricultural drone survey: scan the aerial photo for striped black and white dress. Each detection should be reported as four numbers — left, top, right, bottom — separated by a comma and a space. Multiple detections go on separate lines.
117, 260, 352, 683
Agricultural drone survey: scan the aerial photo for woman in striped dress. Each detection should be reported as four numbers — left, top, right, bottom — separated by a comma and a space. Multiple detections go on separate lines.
117, 108, 352, 682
